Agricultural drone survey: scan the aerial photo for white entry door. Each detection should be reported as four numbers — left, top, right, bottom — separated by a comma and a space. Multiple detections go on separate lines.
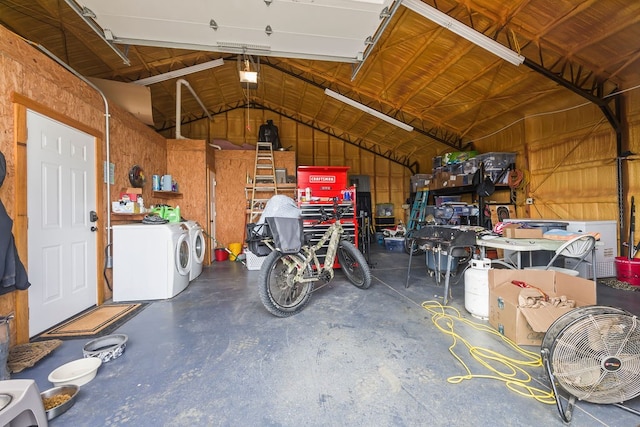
27, 110, 98, 336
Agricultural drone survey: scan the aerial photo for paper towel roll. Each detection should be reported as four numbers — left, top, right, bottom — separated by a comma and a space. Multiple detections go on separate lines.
161, 175, 172, 191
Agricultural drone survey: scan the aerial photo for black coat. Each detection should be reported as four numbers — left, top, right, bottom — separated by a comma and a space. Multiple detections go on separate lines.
0, 199, 30, 295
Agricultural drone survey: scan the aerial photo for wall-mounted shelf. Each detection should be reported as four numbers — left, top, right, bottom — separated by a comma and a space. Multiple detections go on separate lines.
153, 191, 182, 199
111, 213, 145, 222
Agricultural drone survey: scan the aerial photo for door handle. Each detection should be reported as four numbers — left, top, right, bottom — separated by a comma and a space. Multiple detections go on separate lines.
91, 226, 98, 232
90, 210, 99, 222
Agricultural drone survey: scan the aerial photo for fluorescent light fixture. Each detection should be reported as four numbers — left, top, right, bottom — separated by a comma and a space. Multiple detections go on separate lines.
239, 70, 258, 84
324, 89, 413, 132
133, 58, 224, 85
402, 0, 525, 66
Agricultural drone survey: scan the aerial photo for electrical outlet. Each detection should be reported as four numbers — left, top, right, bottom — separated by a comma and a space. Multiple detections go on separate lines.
525, 198, 534, 205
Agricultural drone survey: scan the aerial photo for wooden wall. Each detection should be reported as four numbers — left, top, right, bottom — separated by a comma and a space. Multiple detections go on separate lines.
0, 26, 167, 342
166, 139, 213, 263
213, 149, 296, 251
172, 110, 420, 226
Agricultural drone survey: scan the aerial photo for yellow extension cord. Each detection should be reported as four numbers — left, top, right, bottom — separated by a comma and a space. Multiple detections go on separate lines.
420, 301, 556, 405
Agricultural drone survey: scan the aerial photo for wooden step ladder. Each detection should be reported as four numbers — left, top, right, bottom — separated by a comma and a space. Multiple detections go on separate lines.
248, 142, 278, 222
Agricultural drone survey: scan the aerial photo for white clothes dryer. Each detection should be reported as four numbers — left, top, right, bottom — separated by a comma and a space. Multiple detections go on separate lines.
112, 223, 192, 301
183, 220, 205, 280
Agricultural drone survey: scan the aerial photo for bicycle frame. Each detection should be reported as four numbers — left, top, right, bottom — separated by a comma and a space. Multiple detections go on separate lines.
280, 216, 347, 285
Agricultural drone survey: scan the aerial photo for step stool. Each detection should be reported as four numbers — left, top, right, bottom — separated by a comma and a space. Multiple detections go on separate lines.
0, 379, 48, 426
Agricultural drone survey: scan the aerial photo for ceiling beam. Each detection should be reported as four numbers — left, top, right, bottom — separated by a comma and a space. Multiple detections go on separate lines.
156, 101, 421, 174
264, 58, 464, 150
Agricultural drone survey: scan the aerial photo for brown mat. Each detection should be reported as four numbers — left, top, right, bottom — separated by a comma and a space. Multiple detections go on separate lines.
33, 303, 146, 341
8, 339, 62, 373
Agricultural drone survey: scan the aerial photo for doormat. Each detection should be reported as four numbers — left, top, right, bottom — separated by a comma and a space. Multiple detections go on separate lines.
598, 277, 639, 292
33, 303, 147, 341
8, 339, 62, 373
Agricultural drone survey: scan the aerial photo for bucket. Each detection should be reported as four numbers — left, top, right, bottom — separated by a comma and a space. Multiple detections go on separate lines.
214, 248, 229, 262
464, 258, 491, 319
228, 243, 243, 261
426, 250, 459, 272
615, 256, 640, 286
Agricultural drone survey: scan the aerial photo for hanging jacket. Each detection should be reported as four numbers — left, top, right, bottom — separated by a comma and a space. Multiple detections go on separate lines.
0, 198, 31, 295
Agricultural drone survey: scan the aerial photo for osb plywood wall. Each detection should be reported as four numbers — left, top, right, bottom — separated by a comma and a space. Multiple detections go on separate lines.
166, 139, 211, 263
0, 26, 168, 342
173, 109, 418, 226
214, 150, 296, 250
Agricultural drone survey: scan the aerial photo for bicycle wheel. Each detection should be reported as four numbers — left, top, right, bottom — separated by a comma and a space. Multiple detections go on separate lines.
257, 251, 314, 317
337, 240, 372, 289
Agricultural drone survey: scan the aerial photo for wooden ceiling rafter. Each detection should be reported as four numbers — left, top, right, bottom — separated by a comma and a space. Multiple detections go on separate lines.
250, 100, 420, 172
251, 56, 468, 151
418, 0, 623, 134
458, 84, 562, 141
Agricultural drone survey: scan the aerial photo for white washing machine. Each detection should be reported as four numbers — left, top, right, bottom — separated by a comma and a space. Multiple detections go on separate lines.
183, 220, 205, 281
112, 223, 192, 301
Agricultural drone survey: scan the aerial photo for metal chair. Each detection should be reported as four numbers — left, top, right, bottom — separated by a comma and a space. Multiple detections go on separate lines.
524, 235, 597, 279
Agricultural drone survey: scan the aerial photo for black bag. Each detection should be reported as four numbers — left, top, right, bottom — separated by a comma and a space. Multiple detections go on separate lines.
265, 217, 304, 254
245, 222, 272, 257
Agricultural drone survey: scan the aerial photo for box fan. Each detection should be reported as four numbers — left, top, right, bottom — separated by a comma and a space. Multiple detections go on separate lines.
541, 306, 640, 423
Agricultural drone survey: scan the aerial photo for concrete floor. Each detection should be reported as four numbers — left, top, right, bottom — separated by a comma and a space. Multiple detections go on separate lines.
12, 245, 640, 426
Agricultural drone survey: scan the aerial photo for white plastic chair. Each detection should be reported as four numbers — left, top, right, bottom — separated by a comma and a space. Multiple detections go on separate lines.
524, 234, 596, 278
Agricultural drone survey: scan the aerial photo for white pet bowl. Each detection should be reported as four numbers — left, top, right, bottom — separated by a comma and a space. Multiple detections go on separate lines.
48, 358, 102, 387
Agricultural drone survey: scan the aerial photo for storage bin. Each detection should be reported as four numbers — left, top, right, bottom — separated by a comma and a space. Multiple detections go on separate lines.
384, 237, 404, 251
462, 158, 479, 175
245, 250, 267, 270
376, 203, 394, 217
488, 169, 509, 185
411, 174, 432, 192
443, 151, 478, 164
426, 251, 459, 271
476, 152, 516, 170
432, 156, 443, 168
435, 195, 461, 207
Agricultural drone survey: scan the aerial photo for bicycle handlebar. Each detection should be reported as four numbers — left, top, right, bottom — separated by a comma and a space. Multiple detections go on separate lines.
317, 204, 348, 223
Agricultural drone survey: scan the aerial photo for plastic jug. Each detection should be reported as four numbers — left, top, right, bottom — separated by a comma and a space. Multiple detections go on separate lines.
152, 205, 166, 218
166, 206, 181, 223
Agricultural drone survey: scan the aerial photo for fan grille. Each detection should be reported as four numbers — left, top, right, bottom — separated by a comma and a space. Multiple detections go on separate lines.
551, 312, 640, 404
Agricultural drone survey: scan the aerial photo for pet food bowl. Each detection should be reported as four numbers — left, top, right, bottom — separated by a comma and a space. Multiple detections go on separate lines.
82, 334, 128, 363
48, 358, 102, 387
41, 384, 79, 420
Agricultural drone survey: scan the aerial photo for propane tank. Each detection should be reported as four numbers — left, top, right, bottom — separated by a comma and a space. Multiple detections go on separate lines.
464, 258, 492, 320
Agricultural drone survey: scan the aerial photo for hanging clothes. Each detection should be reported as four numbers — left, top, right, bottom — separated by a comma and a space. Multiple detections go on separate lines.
258, 119, 281, 150
0, 197, 31, 295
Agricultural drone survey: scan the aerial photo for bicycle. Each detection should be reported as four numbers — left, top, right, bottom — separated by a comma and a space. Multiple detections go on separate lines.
247, 204, 372, 317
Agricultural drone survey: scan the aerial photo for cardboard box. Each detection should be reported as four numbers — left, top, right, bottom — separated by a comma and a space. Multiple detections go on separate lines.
454, 174, 472, 187
488, 269, 597, 346
120, 187, 143, 202
502, 224, 543, 239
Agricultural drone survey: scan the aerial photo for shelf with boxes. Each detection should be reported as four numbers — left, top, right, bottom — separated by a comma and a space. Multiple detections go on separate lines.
430, 151, 516, 191
429, 151, 517, 229
374, 203, 395, 232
